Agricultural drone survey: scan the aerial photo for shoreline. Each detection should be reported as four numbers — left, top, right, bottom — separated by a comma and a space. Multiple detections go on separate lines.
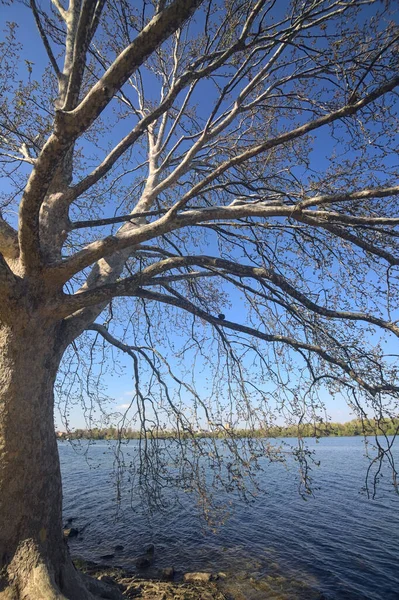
74, 557, 328, 600
57, 419, 399, 441
75, 559, 226, 599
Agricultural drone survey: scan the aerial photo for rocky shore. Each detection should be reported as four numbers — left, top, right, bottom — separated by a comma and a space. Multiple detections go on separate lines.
76, 560, 227, 599
75, 558, 329, 600
68, 530, 326, 600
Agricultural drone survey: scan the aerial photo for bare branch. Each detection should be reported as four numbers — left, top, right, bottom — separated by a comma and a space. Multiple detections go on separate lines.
18, 135, 67, 274
299, 185, 399, 209
53, 180, 399, 281
56, 254, 399, 345
166, 74, 399, 215
71, 209, 168, 229
297, 214, 399, 266
67, 3, 267, 203
30, 0, 62, 78
62, 0, 107, 111
17, 0, 204, 275
70, 183, 399, 230
51, 0, 67, 21
56, 0, 204, 138
133, 287, 399, 396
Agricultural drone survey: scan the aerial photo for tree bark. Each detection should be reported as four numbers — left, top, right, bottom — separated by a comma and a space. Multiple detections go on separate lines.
0, 319, 120, 599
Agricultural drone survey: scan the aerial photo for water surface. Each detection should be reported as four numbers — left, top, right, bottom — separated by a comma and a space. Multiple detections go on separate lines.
60, 436, 399, 599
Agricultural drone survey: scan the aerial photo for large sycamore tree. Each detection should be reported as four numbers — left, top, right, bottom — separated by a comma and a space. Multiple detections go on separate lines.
1, 0, 399, 597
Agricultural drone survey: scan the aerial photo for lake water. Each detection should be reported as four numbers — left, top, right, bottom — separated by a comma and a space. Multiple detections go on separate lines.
60, 436, 399, 600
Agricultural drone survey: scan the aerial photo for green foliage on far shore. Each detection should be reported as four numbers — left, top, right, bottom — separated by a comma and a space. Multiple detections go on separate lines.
57, 417, 399, 441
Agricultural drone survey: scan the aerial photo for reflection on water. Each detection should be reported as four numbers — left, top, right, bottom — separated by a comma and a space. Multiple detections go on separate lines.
60, 436, 399, 600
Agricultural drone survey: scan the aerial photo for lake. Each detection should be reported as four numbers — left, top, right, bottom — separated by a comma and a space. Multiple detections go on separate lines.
60, 436, 399, 599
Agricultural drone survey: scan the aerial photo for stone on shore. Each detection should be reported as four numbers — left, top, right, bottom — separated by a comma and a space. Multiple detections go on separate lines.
74, 559, 226, 599
144, 543, 155, 555
183, 572, 214, 583
135, 556, 152, 569
63, 527, 79, 538
100, 553, 115, 561
160, 567, 174, 581
135, 543, 156, 569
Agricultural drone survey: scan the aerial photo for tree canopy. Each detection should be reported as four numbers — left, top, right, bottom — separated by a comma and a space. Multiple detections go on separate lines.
1, 0, 399, 499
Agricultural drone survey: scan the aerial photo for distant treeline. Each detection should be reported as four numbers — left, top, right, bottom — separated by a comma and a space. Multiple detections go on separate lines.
57, 418, 399, 440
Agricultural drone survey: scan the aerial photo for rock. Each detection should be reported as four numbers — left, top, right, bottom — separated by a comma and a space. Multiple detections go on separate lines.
145, 543, 155, 555
135, 556, 152, 569
63, 527, 79, 538
99, 554, 115, 561
135, 544, 155, 569
235, 570, 250, 581
217, 572, 227, 579
114, 544, 124, 551
97, 574, 117, 586
183, 572, 213, 583
161, 567, 175, 581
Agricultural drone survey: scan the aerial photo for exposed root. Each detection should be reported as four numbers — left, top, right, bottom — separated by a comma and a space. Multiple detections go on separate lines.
0, 544, 123, 600
80, 573, 124, 600
0, 569, 123, 600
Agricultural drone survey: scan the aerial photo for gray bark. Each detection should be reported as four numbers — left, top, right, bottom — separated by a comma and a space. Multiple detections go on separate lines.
0, 318, 119, 599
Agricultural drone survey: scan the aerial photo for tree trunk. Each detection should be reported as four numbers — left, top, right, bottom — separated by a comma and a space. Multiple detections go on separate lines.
0, 319, 120, 600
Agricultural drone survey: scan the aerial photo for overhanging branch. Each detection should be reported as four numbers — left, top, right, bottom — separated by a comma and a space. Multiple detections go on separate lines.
56, 253, 399, 341
53, 183, 399, 281
133, 287, 399, 396
165, 74, 399, 215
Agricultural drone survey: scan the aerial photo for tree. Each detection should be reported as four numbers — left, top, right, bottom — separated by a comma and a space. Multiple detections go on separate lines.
0, 0, 399, 597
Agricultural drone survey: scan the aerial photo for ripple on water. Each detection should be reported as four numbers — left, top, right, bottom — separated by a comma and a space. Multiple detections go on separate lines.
60, 436, 399, 600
